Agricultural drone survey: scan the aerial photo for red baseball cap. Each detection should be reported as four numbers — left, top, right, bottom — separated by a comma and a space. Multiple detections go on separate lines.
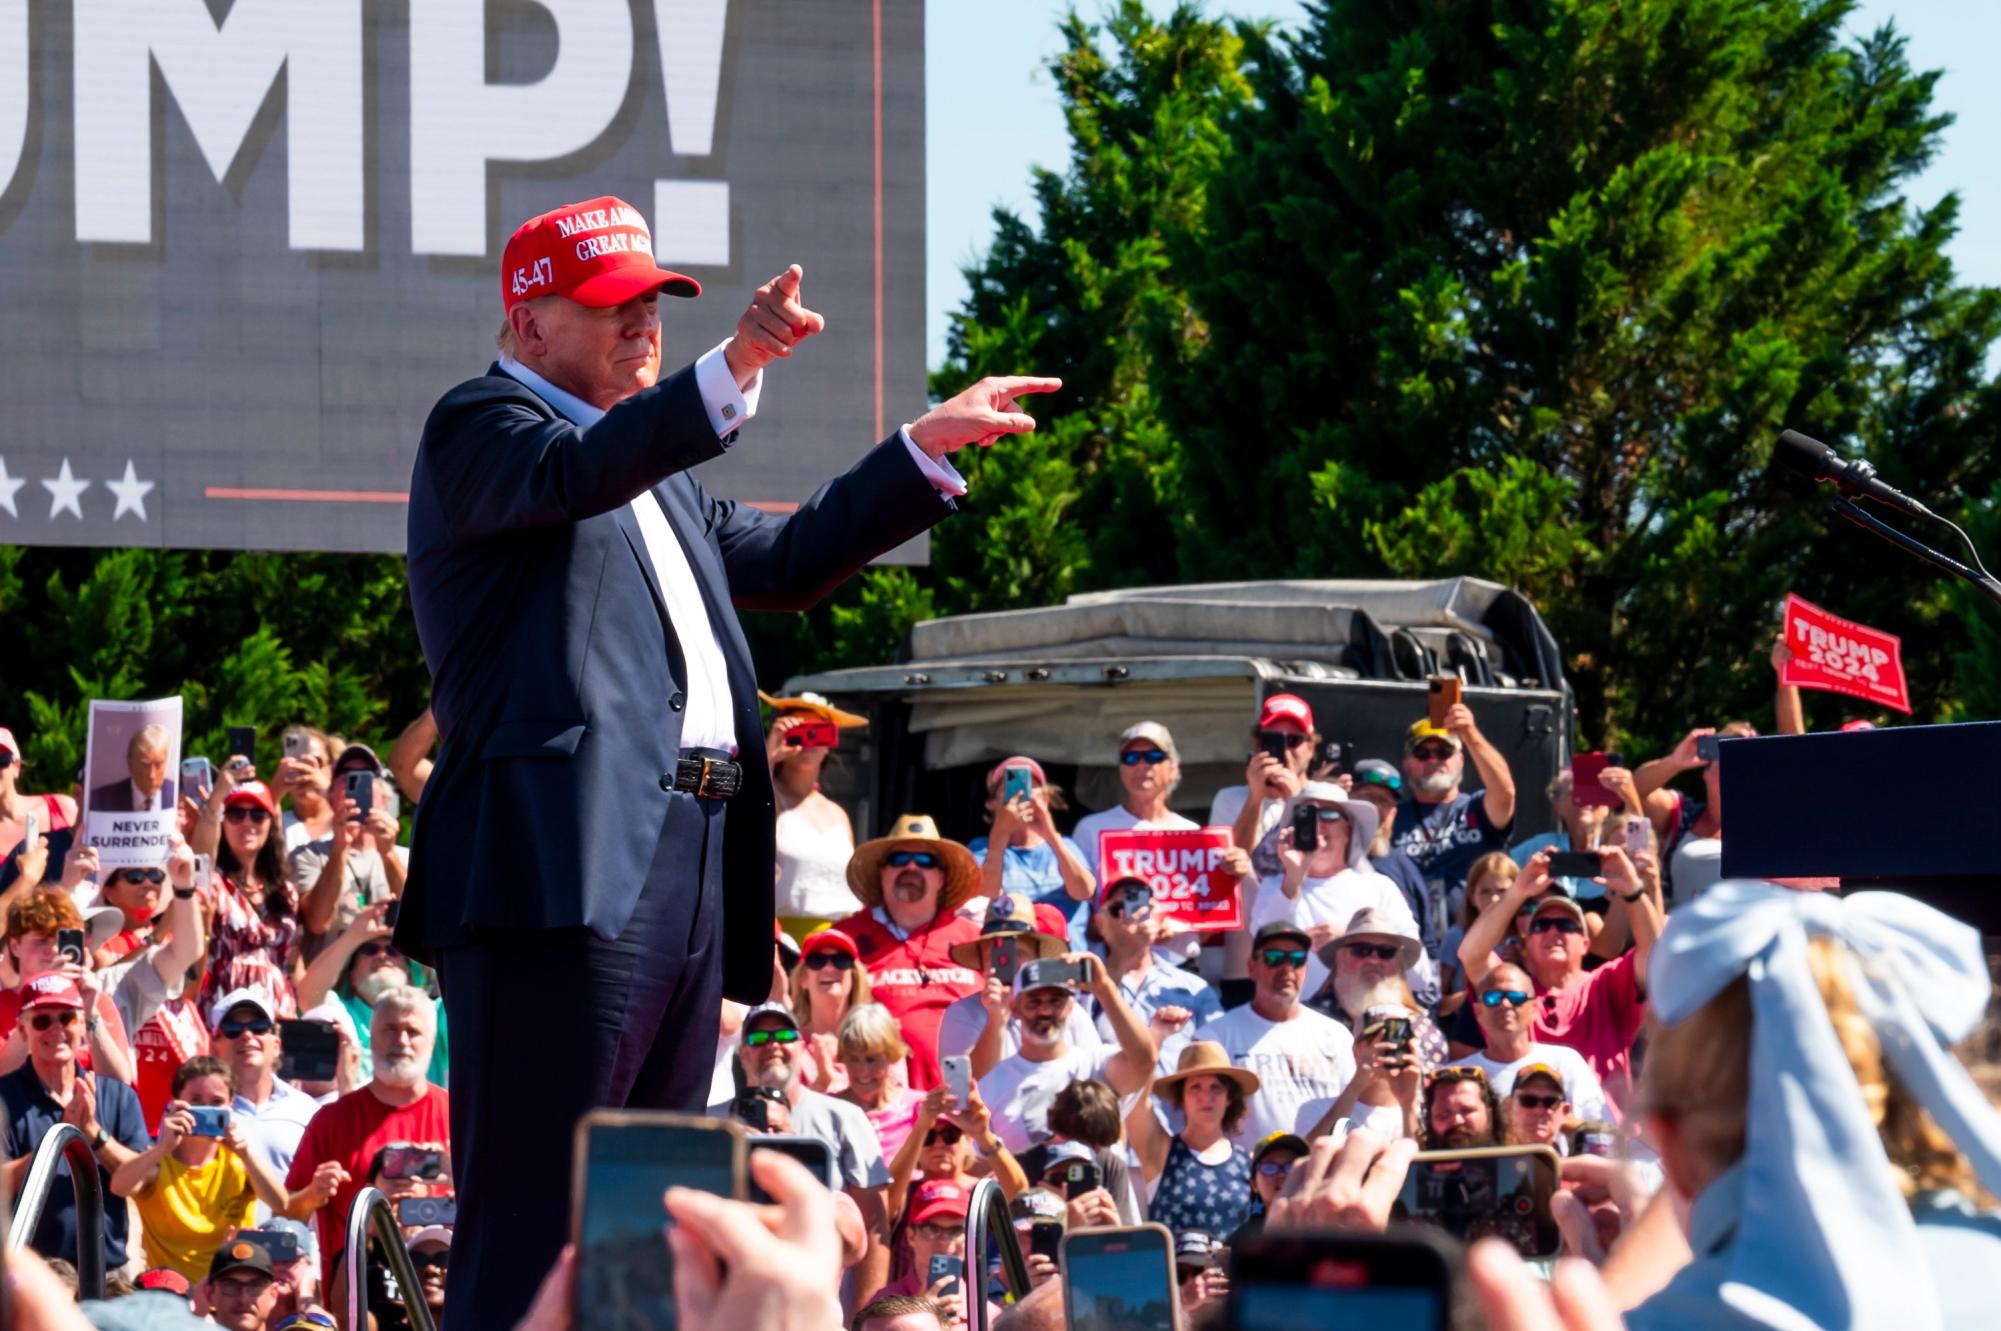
137, 1268, 192, 1295
800, 929, 859, 962
1258, 693, 1314, 732
986, 756, 1048, 789
224, 781, 279, 817
0, 727, 17, 761
909, 1179, 971, 1225
501, 196, 700, 312
21, 974, 84, 1011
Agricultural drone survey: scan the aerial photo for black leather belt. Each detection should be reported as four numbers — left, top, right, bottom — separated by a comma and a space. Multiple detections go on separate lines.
663, 749, 742, 800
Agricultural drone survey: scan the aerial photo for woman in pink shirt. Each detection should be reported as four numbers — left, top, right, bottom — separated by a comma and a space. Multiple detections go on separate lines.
838, 1002, 921, 1160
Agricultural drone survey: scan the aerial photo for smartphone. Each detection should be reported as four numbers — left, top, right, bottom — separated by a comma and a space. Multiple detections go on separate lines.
193, 853, 212, 893
235, 1227, 302, 1265
1312, 738, 1353, 777
277, 1019, 341, 1084
1022, 957, 1088, 990
1258, 731, 1290, 766
1060, 1224, 1177, 1331
227, 726, 256, 767
787, 719, 838, 750
1002, 765, 1035, 805
397, 1196, 458, 1228
343, 770, 374, 819
187, 1106, 230, 1139
941, 1055, 973, 1106
571, 1111, 746, 1331
21, 807, 37, 846
1568, 752, 1621, 810
384, 900, 402, 930
1391, 1145, 1561, 1258
1029, 1218, 1065, 1262
1118, 879, 1153, 922
1063, 1159, 1103, 1200
1547, 851, 1603, 880
382, 1144, 445, 1181
928, 1253, 965, 1300
55, 927, 86, 968
1228, 1229, 1454, 1331
988, 934, 1021, 986
1621, 814, 1653, 855
1696, 734, 1722, 763
1360, 1007, 1415, 1055
1426, 676, 1462, 729
748, 1135, 838, 1202
181, 757, 213, 801
283, 730, 309, 761
1291, 801, 1320, 854
733, 1091, 771, 1133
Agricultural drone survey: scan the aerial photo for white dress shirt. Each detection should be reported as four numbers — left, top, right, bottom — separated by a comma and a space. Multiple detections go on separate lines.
498, 347, 963, 753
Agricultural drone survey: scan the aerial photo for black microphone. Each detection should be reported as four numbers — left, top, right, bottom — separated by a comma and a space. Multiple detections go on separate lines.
1773, 429, 1935, 520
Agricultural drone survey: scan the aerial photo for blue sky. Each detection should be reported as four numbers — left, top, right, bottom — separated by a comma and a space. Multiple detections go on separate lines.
925, 0, 2001, 370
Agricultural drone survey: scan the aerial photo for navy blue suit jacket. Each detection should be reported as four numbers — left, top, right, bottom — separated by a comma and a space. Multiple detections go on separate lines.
399, 361, 948, 1001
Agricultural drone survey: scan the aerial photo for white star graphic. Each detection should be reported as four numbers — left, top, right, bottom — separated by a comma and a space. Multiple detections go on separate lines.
0, 457, 23, 519
106, 460, 155, 522
42, 459, 89, 521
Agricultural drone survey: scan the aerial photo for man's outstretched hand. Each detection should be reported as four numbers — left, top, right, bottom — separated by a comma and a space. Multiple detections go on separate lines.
723, 265, 826, 387
907, 376, 1063, 460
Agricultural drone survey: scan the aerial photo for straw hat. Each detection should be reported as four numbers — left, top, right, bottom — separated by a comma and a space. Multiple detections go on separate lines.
757, 689, 869, 729
846, 813, 982, 913
949, 891, 1068, 969
1150, 1040, 1261, 1101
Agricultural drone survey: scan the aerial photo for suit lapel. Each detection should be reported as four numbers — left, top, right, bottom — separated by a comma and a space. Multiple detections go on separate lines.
614, 501, 672, 631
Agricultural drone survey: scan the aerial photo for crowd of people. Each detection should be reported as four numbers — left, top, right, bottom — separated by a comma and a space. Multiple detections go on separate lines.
0, 642, 1994, 1331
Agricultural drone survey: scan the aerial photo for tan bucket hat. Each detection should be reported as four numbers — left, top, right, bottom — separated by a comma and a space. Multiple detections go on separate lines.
948, 892, 1068, 969
846, 813, 982, 914
1150, 1040, 1261, 1101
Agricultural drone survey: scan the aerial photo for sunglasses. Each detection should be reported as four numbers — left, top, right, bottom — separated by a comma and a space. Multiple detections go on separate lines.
0, 750, 14, 766
1119, 749, 1170, 766
356, 942, 403, 960
886, 851, 939, 869
224, 806, 271, 824
410, 1249, 450, 1270
1410, 745, 1456, 763
1308, 806, 1345, 822
1254, 1159, 1293, 1178
925, 1125, 964, 1147
1257, 948, 1309, 969
744, 1027, 801, 1047
803, 951, 856, 972
219, 1016, 276, 1039
1426, 1065, 1488, 1088
1514, 1092, 1563, 1110
1344, 942, 1401, 961
1479, 989, 1532, 1008
114, 868, 166, 885
28, 1011, 80, 1031
1259, 730, 1311, 749
1528, 917, 1585, 936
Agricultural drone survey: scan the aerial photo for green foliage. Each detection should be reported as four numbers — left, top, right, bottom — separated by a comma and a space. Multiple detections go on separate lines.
0, 550, 426, 785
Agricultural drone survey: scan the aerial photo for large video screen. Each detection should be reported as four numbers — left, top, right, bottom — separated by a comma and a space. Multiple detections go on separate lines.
0, 0, 925, 554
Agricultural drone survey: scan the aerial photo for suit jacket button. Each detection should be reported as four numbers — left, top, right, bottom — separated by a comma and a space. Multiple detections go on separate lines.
659, 774, 674, 792
669, 693, 685, 712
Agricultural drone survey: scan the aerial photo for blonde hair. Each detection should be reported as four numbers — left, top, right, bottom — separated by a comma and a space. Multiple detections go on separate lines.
1459, 852, 1520, 927
837, 1002, 908, 1064
1643, 934, 1985, 1201
788, 948, 873, 1022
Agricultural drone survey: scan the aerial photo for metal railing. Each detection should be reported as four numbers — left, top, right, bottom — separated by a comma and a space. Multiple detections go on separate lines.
966, 1176, 1030, 1331
343, 1186, 439, 1331
5, 1122, 105, 1299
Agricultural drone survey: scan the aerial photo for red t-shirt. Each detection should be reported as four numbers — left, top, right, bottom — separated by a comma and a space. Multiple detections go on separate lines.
1529, 952, 1645, 1113
830, 910, 982, 1088
134, 994, 210, 1132
284, 1083, 451, 1292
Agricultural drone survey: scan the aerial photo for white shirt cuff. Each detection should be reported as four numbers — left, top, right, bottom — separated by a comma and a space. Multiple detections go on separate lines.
899, 426, 967, 499
693, 341, 760, 437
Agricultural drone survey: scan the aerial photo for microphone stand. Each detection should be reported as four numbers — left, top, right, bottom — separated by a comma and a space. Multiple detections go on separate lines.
1830, 498, 2001, 611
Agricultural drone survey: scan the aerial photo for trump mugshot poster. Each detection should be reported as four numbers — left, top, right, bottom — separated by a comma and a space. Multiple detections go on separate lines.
82, 696, 184, 868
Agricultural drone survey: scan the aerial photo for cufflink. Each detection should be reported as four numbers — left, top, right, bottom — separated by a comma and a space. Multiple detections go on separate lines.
721, 404, 737, 421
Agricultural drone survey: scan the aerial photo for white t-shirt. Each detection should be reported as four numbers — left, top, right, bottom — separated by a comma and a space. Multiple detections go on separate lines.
1206, 785, 1286, 846
1166, 1004, 1355, 1148
936, 992, 1101, 1062
1250, 867, 1418, 996
1450, 1044, 1612, 1124
978, 1045, 1116, 1154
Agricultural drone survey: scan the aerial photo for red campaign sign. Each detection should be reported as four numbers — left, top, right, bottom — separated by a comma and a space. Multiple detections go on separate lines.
1097, 827, 1242, 931
1780, 593, 1912, 715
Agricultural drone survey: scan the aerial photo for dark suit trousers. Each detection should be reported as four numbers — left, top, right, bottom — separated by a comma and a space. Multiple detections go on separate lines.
438, 795, 727, 1327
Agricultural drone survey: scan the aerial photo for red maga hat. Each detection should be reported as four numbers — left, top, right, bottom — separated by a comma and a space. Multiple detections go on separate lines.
501, 196, 701, 312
